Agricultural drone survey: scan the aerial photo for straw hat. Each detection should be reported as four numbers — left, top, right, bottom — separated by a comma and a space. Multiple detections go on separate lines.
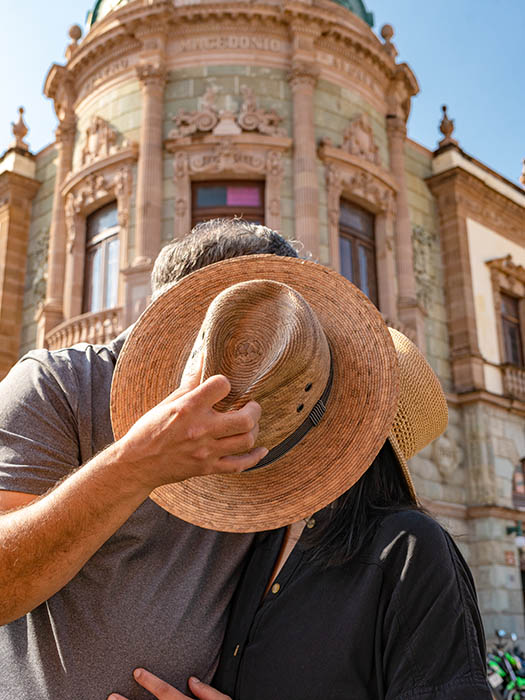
111, 254, 400, 532
387, 328, 448, 500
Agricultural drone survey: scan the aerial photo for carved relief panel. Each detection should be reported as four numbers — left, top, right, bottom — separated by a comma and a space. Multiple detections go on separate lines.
166, 88, 291, 239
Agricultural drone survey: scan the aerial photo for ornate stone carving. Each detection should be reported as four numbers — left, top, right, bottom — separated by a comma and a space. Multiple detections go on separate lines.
169, 85, 286, 140
170, 86, 220, 138
438, 105, 458, 148
65, 24, 82, 60
412, 225, 437, 309
432, 431, 464, 479
380, 24, 398, 60
237, 86, 286, 136
63, 167, 132, 253
31, 227, 50, 305
81, 116, 118, 166
11, 107, 29, 151
341, 113, 381, 166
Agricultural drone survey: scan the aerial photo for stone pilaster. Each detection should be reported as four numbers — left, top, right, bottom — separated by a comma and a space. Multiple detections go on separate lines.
36, 119, 76, 347
387, 115, 425, 349
288, 60, 320, 260
134, 63, 166, 265
0, 170, 40, 377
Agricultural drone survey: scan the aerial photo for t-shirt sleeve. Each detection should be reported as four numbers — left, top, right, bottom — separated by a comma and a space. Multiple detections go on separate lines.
378, 512, 492, 700
0, 352, 81, 495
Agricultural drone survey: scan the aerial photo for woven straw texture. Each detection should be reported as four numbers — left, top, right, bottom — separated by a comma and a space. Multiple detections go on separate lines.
111, 255, 400, 532
189, 279, 331, 451
387, 327, 449, 499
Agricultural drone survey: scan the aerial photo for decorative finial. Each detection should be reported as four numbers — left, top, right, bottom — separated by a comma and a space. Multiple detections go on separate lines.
520, 158, 525, 187
11, 107, 29, 151
380, 24, 398, 59
66, 24, 82, 59
438, 105, 458, 148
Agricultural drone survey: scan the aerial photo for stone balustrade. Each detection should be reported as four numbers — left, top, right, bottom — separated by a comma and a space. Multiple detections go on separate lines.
503, 365, 525, 403
45, 307, 124, 351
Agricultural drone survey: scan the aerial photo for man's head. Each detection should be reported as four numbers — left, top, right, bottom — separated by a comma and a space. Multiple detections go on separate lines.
151, 218, 298, 298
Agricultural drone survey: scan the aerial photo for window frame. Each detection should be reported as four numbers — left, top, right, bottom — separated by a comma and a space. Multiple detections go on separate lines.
191, 180, 265, 228
82, 202, 120, 314
338, 199, 378, 306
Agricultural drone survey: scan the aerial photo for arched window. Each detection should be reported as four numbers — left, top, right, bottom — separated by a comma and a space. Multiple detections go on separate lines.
83, 202, 120, 313
191, 181, 265, 227
338, 200, 377, 306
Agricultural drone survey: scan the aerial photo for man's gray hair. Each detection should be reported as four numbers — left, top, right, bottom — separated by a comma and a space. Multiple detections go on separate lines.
151, 218, 299, 298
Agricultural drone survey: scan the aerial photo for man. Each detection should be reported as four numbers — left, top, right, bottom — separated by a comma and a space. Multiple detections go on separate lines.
0, 219, 298, 699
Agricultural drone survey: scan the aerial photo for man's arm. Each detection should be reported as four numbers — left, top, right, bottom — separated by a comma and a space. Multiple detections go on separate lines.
0, 368, 265, 626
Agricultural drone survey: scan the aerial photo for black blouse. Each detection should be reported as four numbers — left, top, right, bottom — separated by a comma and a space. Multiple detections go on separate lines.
214, 510, 492, 700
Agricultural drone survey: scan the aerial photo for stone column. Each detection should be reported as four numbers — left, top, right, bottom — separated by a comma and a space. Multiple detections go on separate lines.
288, 60, 320, 260
36, 119, 76, 347
0, 168, 40, 377
387, 115, 425, 349
134, 63, 166, 265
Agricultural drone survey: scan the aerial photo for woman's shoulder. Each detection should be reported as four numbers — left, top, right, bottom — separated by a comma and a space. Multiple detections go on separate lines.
361, 509, 459, 575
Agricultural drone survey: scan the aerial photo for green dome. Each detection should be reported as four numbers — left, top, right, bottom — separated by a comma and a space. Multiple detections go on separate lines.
87, 0, 131, 27
87, 0, 373, 27
331, 0, 374, 26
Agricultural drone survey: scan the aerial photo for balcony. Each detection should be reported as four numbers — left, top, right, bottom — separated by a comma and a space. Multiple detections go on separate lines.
502, 364, 525, 403
45, 307, 124, 351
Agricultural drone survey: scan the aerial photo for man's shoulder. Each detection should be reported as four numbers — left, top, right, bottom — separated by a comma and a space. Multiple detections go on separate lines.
17, 328, 130, 388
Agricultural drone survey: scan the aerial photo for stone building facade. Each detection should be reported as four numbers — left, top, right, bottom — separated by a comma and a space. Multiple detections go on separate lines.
1, 0, 525, 638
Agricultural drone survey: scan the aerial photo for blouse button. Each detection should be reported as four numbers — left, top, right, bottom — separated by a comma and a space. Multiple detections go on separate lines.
271, 583, 281, 594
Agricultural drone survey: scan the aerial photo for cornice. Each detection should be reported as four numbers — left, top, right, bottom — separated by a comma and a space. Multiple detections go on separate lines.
65, 1, 409, 110
0, 170, 41, 201
165, 131, 292, 154
452, 387, 525, 417
427, 166, 525, 245
467, 505, 525, 522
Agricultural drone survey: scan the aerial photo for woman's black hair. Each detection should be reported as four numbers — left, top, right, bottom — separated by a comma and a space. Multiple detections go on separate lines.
302, 439, 425, 568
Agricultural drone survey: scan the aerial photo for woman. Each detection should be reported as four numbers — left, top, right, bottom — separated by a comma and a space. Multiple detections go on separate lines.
108, 257, 492, 700
109, 440, 491, 700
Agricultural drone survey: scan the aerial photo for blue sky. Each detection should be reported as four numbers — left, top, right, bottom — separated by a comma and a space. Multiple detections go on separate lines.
1, 0, 523, 184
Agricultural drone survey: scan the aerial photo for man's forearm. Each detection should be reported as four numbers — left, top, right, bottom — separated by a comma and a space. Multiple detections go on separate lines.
0, 441, 149, 625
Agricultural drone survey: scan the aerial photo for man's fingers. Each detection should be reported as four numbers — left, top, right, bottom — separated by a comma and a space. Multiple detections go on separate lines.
188, 677, 232, 700
132, 668, 188, 699
210, 400, 261, 439
158, 354, 205, 406
217, 446, 268, 472
185, 374, 231, 408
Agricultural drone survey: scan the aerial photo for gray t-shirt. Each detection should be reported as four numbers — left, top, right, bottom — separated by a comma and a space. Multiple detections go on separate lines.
0, 333, 254, 699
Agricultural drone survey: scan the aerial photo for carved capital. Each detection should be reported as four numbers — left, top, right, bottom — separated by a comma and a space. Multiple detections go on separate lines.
288, 60, 319, 89
136, 63, 166, 88
386, 115, 407, 140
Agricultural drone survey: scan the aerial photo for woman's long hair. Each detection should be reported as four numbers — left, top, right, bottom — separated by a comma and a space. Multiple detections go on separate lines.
302, 439, 424, 568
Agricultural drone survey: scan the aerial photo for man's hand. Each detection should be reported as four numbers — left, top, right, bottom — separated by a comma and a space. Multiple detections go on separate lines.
0, 357, 267, 625
114, 357, 268, 492
108, 669, 232, 700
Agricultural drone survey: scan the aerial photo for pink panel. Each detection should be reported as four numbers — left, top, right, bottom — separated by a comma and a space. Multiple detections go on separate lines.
226, 186, 261, 207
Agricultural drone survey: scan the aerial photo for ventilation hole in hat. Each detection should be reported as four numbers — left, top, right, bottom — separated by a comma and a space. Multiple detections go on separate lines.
297, 403, 304, 413
305, 383, 312, 392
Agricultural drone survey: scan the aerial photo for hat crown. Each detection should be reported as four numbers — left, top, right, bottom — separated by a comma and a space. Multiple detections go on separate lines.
197, 279, 331, 451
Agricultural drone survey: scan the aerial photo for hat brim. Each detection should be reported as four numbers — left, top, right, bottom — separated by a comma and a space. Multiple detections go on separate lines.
111, 255, 400, 532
